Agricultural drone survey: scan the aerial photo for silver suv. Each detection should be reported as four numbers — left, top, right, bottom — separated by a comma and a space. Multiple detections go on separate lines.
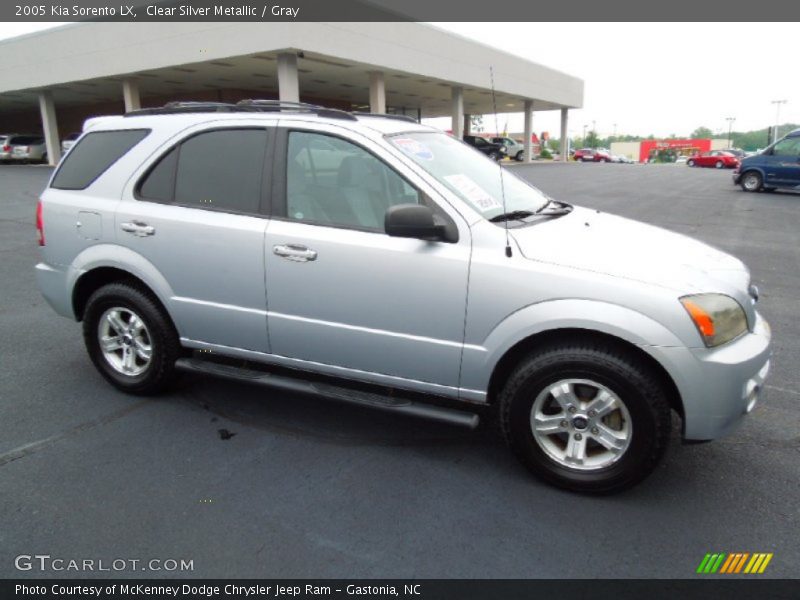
35, 100, 771, 493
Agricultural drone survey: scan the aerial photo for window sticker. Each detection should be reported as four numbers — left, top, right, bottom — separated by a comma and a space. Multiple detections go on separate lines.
443, 174, 502, 211
393, 138, 434, 161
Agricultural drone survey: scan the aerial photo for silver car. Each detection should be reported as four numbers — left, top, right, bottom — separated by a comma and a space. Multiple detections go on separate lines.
491, 136, 526, 161
35, 101, 771, 493
7, 134, 47, 163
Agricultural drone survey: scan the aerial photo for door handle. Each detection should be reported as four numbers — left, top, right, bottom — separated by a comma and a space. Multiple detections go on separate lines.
273, 244, 317, 262
120, 221, 156, 237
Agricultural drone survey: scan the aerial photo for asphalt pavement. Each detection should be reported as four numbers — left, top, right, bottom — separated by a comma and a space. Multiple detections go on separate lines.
1, 162, 797, 579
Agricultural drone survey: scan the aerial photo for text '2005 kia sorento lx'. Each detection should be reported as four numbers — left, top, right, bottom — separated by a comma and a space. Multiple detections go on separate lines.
35, 101, 771, 493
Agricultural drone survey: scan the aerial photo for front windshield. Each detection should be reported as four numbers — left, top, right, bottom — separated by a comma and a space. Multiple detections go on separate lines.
388, 131, 549, 219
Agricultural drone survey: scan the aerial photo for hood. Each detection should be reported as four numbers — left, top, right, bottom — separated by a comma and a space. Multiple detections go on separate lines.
511, 206, 749, 293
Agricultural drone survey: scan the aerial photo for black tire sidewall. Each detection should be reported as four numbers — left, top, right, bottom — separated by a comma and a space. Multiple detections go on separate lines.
83, 283, 177, 394
502, 349, 668, 493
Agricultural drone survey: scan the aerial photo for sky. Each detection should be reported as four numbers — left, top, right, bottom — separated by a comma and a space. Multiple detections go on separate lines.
1, 21, 796, 139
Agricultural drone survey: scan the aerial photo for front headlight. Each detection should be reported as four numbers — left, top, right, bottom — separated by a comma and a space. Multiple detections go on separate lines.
680, 294, 748, 347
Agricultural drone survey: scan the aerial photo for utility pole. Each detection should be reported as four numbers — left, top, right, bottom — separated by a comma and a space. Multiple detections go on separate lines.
771, 100, 787, 143
592, 120, 597, 147
725, 117, 736, 149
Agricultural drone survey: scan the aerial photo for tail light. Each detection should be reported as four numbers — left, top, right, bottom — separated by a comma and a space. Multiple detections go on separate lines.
2, 144, 9, 152
36, 200, 45, 246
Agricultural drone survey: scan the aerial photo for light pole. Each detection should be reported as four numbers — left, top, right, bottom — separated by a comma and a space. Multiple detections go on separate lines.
771, 100, 787, 143
725, 117, 736, 149
582, 124, 587, 145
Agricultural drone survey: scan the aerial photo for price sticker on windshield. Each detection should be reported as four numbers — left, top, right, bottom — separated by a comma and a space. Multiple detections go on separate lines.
393, 138, 434, 160
443, 174, 502, 211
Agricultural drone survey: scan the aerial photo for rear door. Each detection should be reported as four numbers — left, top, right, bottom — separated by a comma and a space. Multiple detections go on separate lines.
262, 123, 472, 390
117, 123, 274, 352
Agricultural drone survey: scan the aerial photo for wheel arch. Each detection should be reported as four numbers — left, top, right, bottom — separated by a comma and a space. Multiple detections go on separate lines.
485, 328, 684, 421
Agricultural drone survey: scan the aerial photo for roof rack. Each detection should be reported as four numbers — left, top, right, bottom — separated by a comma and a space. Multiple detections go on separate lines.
235, 99, 356, 121
124, 99, 357, 121
124, 101, 241, 116
351, 112, 418, 124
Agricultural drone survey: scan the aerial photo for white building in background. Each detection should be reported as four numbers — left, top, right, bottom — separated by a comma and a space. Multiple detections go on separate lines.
0, 21, 583, 164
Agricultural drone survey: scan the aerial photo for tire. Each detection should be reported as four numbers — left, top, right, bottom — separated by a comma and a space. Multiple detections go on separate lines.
715, 160, 724, 169
83, 282, 180, 395
687, 159, 695, 167
740, 171, 763, 192
499, 342, 671, 494
515, 151, 524, 162
488, 151, 499, 161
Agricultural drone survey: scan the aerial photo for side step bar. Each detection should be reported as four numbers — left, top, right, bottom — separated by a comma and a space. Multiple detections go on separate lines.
175, 358, 480, 429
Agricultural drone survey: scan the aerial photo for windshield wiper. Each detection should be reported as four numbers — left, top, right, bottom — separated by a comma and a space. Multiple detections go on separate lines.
534, 198, 573, 215
489, 210, 535, 222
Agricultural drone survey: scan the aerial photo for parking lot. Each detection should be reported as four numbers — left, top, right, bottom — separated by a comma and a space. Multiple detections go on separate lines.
1, 162, 798, 579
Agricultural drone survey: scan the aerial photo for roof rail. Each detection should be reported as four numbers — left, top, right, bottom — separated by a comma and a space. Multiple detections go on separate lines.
236, 99, 357, 121
352, 112, 418, 124
124, 101, 241, 116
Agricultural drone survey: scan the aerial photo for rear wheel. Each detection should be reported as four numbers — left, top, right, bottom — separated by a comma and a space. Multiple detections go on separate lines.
715, 160, 724, 169
499, 342, 671, 494
488, 151, 500, 161
515, 151, 524, 161
83, 282, 180, 394
741, 170, 763, 192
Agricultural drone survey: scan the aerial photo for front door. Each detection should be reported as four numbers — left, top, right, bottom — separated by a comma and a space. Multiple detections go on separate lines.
263, 126, 471, 390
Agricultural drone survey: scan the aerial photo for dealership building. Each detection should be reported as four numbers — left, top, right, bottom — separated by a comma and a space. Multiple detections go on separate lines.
0, 22, 583, 165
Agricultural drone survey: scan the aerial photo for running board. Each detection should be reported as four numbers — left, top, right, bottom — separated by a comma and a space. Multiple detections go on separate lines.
175, 358, 480, 429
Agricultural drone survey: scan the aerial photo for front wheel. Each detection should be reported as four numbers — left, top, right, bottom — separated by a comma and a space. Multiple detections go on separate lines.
83, 282, 181, 395
740, 170, 763, 192
499, 343, 671, 494
488, 151, 500, 161
515, 151, 524, 161
687, 159, 695, 167
715, 160, 724, 169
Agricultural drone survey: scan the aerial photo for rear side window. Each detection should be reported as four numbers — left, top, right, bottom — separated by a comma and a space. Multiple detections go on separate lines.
51, 129, 149, 190
137, 129, 267, 214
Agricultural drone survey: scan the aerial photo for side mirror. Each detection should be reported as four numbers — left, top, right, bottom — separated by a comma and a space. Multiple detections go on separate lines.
385, 204, 447, 242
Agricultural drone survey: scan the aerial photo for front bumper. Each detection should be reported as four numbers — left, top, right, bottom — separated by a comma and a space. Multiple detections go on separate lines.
732, 169, 742, 184
646, 311, 772, 440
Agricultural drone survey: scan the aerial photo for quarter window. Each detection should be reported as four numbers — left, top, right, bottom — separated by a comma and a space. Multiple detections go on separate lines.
286, 131, 421, 231
52, 129, 149, 190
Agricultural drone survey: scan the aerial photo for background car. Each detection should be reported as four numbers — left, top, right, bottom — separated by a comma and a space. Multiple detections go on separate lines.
61, 132, 81, 154
734, 128, 800, 192
7, 134, 47, 163
463, 135, 506, 160
687, 150, 740, 169
575, 147, 612, 162
490, 136, 525, 161
0, 133, 19, 162
675, 155, 689, 165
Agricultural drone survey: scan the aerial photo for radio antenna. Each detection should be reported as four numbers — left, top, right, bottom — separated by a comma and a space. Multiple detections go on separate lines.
489, 65, 512, 258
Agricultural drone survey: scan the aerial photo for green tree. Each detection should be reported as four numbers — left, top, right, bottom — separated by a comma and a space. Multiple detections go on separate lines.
690, 126, 714, 139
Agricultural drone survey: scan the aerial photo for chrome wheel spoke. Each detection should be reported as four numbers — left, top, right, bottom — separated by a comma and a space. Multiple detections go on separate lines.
532, 413, 567, 434
565, 435, 587, 464
550, 381, 580, 412
585, 390, 617, 417
100, 335, 123, 353
122, 347, 137, 372
134, 339, 152, 361
591, 423, 628, 453
106, 311, 127, 334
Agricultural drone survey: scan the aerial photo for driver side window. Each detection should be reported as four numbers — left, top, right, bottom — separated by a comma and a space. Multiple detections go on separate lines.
772, 137, 800, 157
286, 131, 421, 231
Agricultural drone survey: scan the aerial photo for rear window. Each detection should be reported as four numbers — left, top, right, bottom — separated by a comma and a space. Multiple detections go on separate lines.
11, 136, 43, 145
51, 129, 149, 190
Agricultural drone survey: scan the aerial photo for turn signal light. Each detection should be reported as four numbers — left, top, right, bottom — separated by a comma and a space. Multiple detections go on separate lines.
681, 299, 714, 337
